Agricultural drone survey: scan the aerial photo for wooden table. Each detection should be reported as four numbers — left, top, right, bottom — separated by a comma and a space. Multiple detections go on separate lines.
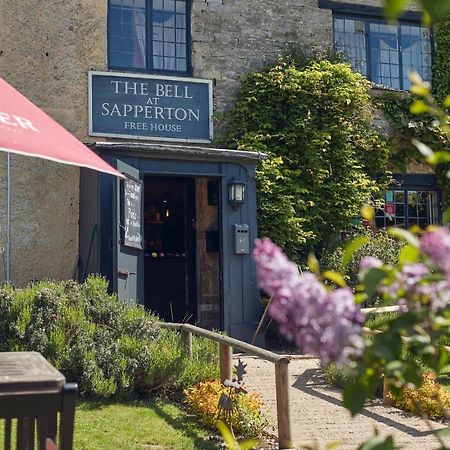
0, 352, 77, 450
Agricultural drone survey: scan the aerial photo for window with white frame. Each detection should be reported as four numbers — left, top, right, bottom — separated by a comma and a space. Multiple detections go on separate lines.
333, 15, 432, 90
108, 0, 189, 74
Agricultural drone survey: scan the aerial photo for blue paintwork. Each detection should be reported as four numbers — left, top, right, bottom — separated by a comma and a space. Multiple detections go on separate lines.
99, 153, 261, 337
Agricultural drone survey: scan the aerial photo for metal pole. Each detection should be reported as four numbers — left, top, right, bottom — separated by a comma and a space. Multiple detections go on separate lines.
6, 153, 11, 284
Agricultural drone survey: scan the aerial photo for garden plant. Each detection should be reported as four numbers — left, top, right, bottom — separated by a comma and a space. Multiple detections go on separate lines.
252, 70, 450, 448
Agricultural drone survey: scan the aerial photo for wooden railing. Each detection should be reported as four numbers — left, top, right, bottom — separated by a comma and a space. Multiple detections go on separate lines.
159, 323, 293, 450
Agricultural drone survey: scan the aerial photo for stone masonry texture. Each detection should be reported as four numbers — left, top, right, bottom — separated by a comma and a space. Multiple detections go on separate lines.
0, 0, 423, 283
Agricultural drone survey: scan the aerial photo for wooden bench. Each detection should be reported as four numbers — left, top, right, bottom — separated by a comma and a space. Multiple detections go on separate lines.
0, 352, 77, 450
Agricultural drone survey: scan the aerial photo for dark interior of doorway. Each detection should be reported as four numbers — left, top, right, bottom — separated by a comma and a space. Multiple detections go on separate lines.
143, 176, 196, 323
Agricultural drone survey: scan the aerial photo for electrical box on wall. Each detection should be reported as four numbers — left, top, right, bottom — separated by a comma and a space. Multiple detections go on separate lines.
234, 224, 250, 255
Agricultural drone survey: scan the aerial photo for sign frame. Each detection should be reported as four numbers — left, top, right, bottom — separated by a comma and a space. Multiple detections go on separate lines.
120, 173, 143, 250
88, 70, 214, 144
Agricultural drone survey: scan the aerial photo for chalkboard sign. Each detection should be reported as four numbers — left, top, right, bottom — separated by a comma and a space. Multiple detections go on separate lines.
121, 176, 143, 249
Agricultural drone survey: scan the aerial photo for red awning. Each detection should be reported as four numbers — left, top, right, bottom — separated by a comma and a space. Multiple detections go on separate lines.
0, 77, 123, 177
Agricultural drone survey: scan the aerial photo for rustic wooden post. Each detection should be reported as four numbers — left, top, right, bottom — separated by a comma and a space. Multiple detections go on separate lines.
181, 329, 193, 359
382, 376, 393, 406
219, 343, 233, 382
275, 360, 292, 450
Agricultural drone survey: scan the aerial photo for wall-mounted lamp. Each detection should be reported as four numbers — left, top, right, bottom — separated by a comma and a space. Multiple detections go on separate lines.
228, 178, 246, 210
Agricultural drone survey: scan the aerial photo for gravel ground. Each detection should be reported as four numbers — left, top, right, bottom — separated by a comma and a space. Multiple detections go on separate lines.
235, 354, 450, 450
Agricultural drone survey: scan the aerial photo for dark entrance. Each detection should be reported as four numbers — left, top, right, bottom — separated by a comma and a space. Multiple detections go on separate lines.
143, 176, 196, 322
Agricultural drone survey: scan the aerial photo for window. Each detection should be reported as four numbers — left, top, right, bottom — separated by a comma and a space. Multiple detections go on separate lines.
333, 15, 432, 90
108, 0, 189, 74
375, 189, 438, 229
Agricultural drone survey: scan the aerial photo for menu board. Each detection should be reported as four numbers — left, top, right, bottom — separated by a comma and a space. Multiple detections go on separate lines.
121, 176, 143, 249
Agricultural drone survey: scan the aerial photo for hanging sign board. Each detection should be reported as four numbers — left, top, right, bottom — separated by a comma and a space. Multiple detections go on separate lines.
89, 71, 213, 143
121, 176, 143, 249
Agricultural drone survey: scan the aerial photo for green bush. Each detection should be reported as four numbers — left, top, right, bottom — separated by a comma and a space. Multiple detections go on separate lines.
320, 229, 404, 304
0, 276, 219, 398
222, 56, 390, 262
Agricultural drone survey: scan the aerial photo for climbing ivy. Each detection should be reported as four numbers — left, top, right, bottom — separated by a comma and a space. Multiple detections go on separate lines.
433, 17, 450, 211
222, 57, 390, 263
378, 16, 450, 211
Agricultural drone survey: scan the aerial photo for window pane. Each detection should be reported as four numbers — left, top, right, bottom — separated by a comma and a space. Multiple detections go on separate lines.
400, 24, 432, 86
108, 0, 146, 69
164, 0, 175, 11
369, 22, 399, 89
176, 43, 186, 57
109, 0, 189, 73
153, 41, 163, 55
176, 28, 186, 43
164, 57, 176, 70
176, 1, 186, 13
333, 17, 367, 76
176, 58, 187, 71
153, 56, 164, 69
164, 42, 176, 57
165, 28, 175, 42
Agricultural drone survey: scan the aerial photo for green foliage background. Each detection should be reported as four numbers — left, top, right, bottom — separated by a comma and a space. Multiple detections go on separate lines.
222, 57, 390, 262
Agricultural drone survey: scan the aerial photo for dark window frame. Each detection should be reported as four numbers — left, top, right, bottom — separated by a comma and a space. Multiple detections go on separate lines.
332, 13, 433, 90
375, 175, 441, 229
107, 0, 192, 76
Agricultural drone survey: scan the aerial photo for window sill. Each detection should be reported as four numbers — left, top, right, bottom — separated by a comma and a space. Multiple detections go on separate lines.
369, 84, 411, 98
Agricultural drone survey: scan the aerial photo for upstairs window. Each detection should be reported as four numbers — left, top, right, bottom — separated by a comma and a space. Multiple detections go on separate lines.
108, 0, 189, 74
333, 15, 432, 90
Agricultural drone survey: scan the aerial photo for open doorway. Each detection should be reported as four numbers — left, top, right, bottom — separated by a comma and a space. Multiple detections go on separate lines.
143, 176, 196, 322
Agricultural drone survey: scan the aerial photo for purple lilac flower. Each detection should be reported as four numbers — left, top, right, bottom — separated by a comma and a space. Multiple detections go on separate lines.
415, 281, 450, 312
420, 228, 450, 280
381, 263, 429, 301
359, 256, 383, 271
382, 263, 450, 313
253, 238, 364, 365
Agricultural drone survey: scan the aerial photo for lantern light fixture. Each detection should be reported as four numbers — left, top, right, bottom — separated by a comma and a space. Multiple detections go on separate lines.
228, 178, 246, 210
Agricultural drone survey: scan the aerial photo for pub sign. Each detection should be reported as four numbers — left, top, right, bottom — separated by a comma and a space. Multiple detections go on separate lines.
89, 71, 213, 143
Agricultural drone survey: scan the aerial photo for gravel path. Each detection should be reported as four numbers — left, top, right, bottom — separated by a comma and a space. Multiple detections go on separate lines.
236, 354, 450, 450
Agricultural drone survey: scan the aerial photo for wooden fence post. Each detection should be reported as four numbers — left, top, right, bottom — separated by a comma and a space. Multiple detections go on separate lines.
275, 360, 292, 450
181, 329, 193, 359
219, 343, 233, 382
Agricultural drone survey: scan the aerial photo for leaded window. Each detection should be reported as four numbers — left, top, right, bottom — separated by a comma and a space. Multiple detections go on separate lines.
375, 189, 438, 229
108, 0, 189, 74
333, 16, 432, 90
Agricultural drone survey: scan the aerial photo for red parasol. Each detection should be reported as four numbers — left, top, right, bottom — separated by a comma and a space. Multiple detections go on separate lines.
0, 77, 122, 177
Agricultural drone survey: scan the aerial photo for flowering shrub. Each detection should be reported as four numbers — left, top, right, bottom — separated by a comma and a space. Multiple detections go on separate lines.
184, 379, 267, 438
389, 372, 450, 420
253, 238, 364, 366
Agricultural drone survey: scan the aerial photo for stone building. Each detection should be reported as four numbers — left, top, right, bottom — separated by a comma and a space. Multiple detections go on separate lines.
0, 0, 440, 338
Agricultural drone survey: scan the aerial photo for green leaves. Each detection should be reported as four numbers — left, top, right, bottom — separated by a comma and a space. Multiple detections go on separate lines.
383, 0, 450, 25
359, 267, 388, 299
323, 271, 347, 287
383, 0, 409, 20
343, 382, 369, 416
225, 57, 390, 264
398, 244, 420, 265
358, 434, 394, 450
387, 227, 419, 247
410, 99, 429, 115
341, 236, 370, 271
217, 421, 260, 450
